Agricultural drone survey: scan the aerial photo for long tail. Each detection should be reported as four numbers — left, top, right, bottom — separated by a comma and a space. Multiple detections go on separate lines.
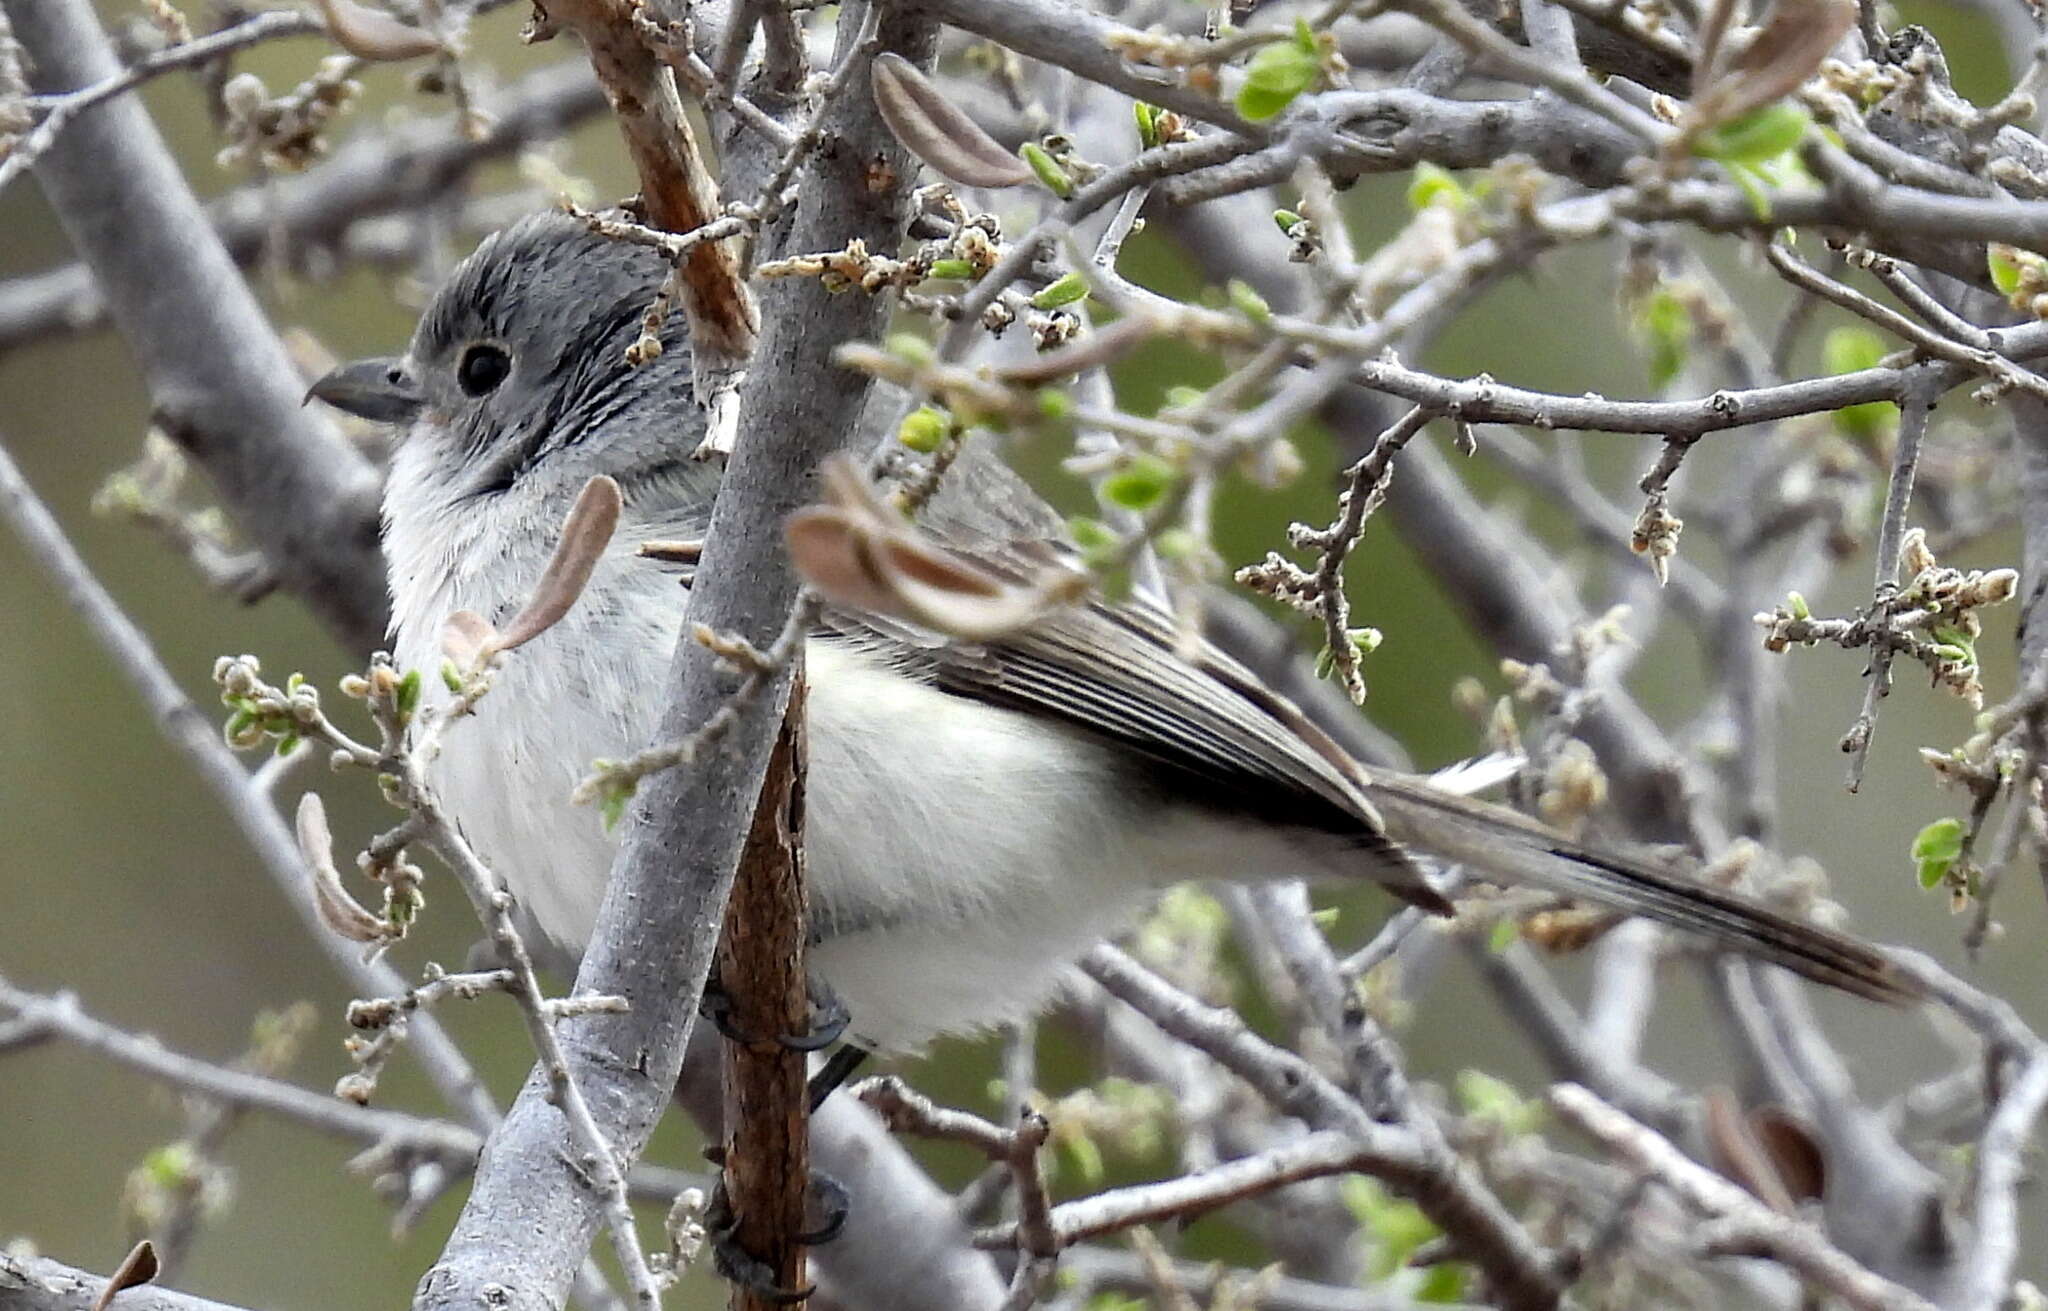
1363, 773, 1916, 1003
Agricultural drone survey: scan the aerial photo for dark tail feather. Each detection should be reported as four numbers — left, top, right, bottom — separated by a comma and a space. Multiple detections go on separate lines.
1363, 774, 1917, 1004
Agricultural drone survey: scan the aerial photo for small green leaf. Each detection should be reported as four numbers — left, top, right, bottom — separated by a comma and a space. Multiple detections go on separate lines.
395, 669, 422, 723
1133, 100, 1160, 149
600, 782, 633, 832
1035, 388, 1073, 422
1912, 817, 1965, 889
1406, 162, 1466, 213
898, 405, 950, 453
927, 258, 976, 280
1100, 454, 1174, 510
1310, 905, 1341, 930
1272, 208, 1304, 233
1056, 1130, 1104, 1185
1031, 272, 1089, 309
1226, 278, 1271, 323
1821, 325, 1896, 439
1932, 625, 1978, 663
1236, 39, 1319, 122
1340, 1177, 1441, 1279
1787, 591, 1810, 620
1019, 142, 1073, 197
1487, 917, 1520, 953
275, 731, 300, 758
1635, 287, 1692, 388
1066, 515, 1118, 565
1729, 163, 1775, 220
1989, 245, 2029, 297
886, 332, 935, 365
1417, 1263, 1471, 1302
1314, 644, 1335, 680
1153, 527, 1200, 560
1693, 103, 1811, 164
1349, 626, 1383, 654
441, 659, 464, 693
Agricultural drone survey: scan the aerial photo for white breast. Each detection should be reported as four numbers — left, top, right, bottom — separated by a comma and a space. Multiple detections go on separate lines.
386, 467, 1325, 1052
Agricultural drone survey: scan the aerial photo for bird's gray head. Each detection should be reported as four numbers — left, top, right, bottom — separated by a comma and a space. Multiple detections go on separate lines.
312, 212, 704, 505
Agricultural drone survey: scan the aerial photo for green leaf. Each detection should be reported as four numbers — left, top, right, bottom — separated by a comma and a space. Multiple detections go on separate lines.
1786, 590, 1810, 620
1272, 208, 1304, 233
1418, 1264, 1471, 1302
1821, 325, 1897, 440
1236, 40, 1319, 122
1031, 272, 1089, 309
1407, 162, 1466, 213
1990, 245, 2027, 297
1036, 388, 1073, 422
1635, 287, 1692, 388
600, 783, 633, 832
1340, 1177, 1441, 1280
886, 332, 935, 365
1019, 142, 1073, 197
1226, 278, 1271, 322
1056, 1130, 1105, 1185
1912, 817, 1965, 889
395, 669, 422, 723
441, 659, 464, 693
1133, 100, 1160, 149
1100, 454, 1174, 510
1349, 626, 1383, 654
1066, 515, 1118, 566
898, 405, 950, 453
927, 258, 976, 280
1730, 162, 1775, 220
1693, 103, 1811, 164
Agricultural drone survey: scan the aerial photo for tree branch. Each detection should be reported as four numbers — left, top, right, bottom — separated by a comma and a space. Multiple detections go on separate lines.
6, 0, 388, 652
412, 9, 937, 1307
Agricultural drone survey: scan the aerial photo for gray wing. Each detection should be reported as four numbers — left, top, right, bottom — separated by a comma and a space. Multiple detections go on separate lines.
815, 586, 1451, 913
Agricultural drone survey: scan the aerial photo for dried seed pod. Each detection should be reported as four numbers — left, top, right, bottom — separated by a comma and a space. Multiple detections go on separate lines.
314, 0, 444, 60
871, 53, 1035, 189
297, 793, 392, 944
786, 456, 1086, 640
496, 475, 622, 651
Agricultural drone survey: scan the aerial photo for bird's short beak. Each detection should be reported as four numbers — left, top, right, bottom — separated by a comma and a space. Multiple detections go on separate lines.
306, 356, 424, 423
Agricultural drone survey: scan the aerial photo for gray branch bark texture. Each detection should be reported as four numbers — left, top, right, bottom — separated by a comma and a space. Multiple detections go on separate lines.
411, 8, 939, 1308
1, 1254, 252, 1311
0, 60, 607, 358
8, 0, 389, 653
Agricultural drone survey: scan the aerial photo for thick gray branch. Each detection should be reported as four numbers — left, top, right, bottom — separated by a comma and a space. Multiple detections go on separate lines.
1, 1253, 254, 1311
411, 8, 938, 1308
0, 60, 606, 358
8, 0, 388, 652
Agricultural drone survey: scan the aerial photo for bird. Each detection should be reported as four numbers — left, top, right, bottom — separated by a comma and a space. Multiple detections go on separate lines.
310, 212, 1909, 1059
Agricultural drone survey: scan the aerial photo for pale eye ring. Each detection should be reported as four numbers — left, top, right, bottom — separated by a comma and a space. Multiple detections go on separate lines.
457, 343, 512, 396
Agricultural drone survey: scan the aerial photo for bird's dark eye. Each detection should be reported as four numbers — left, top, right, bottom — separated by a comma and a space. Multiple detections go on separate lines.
457, 343, 511, 396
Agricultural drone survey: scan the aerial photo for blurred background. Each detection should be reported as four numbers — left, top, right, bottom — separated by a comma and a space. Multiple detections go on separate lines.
2, 1, 2041, 1305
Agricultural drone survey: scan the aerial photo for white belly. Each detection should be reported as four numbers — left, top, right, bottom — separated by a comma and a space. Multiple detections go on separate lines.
398, 567, 1321, 1053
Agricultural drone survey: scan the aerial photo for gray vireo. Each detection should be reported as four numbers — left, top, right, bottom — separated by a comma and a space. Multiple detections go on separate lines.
311, 214, 1907, 1055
